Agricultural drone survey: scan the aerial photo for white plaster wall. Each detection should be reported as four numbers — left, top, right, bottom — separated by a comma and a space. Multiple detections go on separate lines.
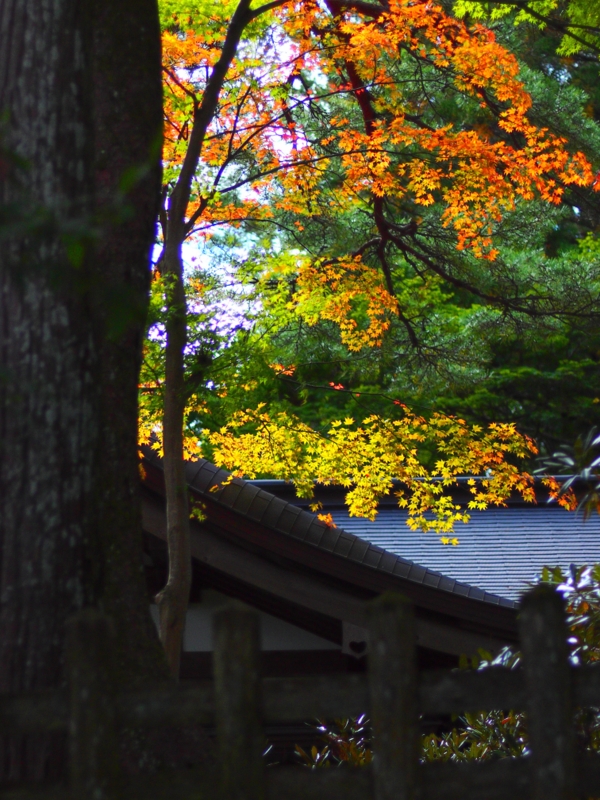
150, 589, 339, 652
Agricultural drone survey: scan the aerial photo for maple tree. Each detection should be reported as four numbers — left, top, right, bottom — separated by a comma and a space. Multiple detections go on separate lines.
210, 405, 537, 537
143, 0, 599, 673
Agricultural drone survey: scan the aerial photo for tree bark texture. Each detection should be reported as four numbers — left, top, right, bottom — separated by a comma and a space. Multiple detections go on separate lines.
155, 242, 191, 679
92, 0, 168, 686
0, 0, 166, 782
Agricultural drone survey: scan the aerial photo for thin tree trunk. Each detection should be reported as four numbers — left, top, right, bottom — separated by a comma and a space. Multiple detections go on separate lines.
155, 0, 255, 679
155, 240, 191, 679
0, 0, 165, 781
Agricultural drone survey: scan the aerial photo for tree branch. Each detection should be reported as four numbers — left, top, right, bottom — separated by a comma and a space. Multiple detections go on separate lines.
167, 0, 254, 236
249, 0, 290, 20
475, 0, 599, 54
163, 67, 199, 104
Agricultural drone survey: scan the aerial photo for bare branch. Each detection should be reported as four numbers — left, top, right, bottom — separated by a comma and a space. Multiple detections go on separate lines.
162, 67, 199, 104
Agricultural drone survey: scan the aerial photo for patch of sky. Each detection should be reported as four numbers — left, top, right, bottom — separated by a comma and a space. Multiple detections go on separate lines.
154, 14, 335, 355
150, 239, 257, 354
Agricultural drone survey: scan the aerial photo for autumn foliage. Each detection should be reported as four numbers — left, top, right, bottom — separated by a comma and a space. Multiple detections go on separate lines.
161, 0, 594, 254
141, 0, 598, 538
208, 405, 537, 537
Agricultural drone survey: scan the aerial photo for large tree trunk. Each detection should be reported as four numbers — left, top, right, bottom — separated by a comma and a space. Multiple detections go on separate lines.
0, 0, 98, 780
92, 0, 168, 685
0, 0, 166, 781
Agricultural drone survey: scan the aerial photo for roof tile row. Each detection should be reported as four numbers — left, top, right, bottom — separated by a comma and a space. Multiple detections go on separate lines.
147, 453, 517, 610
330, 506, 600, 601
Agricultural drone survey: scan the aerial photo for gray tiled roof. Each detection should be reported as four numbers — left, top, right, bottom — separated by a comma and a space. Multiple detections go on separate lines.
142, 449, 516, 609
325, 506, 600, 600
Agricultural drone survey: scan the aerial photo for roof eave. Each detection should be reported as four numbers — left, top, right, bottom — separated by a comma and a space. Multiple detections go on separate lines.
141, 450, 518, 641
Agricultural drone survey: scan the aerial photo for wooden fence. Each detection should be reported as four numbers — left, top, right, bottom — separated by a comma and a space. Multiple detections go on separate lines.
3, 585, 600, 799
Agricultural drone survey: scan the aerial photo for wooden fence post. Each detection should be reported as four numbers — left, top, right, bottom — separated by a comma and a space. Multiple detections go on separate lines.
519, 585, 575, 800
213, 603, 265, 800
65, 608, 122, 800
367, 592, 419, 800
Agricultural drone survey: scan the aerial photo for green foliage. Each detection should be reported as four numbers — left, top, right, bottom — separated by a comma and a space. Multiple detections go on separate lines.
295, 717, 373, 768
159, 0, 237, 30
422, 711, 528, 762
536, 427, 600, 518
454, 0, 600, 56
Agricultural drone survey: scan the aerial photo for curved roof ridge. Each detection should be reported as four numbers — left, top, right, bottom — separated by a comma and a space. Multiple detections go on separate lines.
141, 448, 516, 610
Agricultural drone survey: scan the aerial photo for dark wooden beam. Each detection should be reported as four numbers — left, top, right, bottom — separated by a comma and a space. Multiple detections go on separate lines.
142, 487, 511, 656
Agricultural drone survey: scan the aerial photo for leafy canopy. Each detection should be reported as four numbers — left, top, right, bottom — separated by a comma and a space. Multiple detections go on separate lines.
142, 0, 599, 536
